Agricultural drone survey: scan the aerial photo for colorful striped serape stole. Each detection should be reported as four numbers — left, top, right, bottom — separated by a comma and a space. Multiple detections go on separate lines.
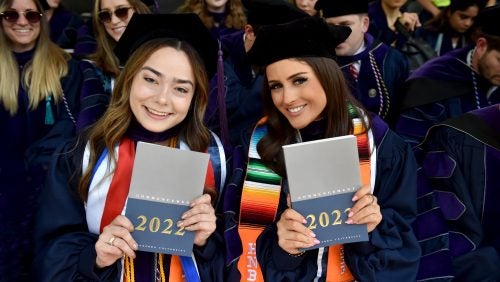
237, 118, 281, 282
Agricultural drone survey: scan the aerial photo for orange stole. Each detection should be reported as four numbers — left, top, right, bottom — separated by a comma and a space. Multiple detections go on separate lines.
97, 137, 214, 282
325, 118, 371, 282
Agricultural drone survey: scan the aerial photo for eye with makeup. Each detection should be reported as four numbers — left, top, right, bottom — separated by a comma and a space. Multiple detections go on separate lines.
174, 86, 191, 94
268, 82, 283, 91
293, 77, 308, 85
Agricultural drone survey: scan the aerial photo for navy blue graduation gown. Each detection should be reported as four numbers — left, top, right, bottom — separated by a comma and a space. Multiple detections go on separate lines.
32, 136, 227, 281
0, 50, 107, 281
48, 6, 85, 51
395, 46, 500, 147
337, 33, 409, 124
251, 117, 421, 281
205, 30, 264, 150
413, 104, 500, 281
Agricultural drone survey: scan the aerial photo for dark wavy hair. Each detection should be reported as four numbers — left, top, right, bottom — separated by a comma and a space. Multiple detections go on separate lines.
257, 57, 369, 176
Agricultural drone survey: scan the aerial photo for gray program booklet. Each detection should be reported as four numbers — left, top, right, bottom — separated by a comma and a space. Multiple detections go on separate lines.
125, 141, 209, 256
283, 135, 368, 250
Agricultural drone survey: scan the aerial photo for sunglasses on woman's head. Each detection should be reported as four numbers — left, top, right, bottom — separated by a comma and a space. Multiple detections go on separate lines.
0, 10, 42, 24
98, 6, 132, 23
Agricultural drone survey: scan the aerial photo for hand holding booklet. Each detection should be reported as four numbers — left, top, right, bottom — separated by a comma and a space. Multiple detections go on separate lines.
125, 142, 209, 256
283, 135, 369, 251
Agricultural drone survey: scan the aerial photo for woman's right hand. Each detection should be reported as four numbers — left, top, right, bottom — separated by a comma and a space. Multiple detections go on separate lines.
95, 215, 138, 268
276, 208, 320, 255
397, 12, 421, 32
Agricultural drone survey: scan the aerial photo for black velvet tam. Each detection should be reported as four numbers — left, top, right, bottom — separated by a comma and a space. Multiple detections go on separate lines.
314, 0, 369, 18
476, 4, 500, 37
247, 17, 351, 67
243, 0, 309, 27
114, 13, 218, 77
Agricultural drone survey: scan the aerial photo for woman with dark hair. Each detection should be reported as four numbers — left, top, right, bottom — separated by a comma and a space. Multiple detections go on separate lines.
222, 16, 420, 281
422, 0, 487, 56
33, 14, 227, 281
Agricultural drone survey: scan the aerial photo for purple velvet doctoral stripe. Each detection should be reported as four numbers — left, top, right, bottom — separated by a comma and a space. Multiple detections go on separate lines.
434, 191, 465, 221
417, 250, 454, 280
409, 46, 472, 82
134, 251, 156, 281
423, 151, 455, 179
369, 114, 388, 146
449, 232, 475, 257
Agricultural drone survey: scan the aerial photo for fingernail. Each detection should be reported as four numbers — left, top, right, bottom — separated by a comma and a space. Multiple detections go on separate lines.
177, 221, 183, 227
352, 195, 358, 201
346, 219, 352, 224
310, 232, 316, 238
313, 239, 320, 244
348, 212, 353, 217
133, 243, 138, 250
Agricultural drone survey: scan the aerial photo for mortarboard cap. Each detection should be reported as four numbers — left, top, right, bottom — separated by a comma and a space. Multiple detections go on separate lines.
247, 17, 351, 67
114, 13, 218, 77
475, 4, 500, 37
243, 0, 309, 27
315, 0, 369, 18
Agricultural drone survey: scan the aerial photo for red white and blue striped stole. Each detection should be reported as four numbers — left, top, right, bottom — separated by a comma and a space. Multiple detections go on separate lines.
85, 137, 215, 282
238, 107, 373, 282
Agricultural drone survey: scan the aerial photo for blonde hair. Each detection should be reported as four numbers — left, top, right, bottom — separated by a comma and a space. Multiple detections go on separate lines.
88, 0, 151, 77
0, 0, 69, 115
178, 0, 246, 30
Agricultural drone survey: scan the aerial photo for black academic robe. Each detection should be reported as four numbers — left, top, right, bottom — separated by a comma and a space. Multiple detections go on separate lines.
254, 116, 421, 281
413, 104, 500, 281
32, 135, 227, 281
395, 46, 500, 147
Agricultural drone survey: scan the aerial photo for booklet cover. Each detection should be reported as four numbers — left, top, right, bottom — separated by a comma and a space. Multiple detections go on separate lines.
125, 141, 209, 256
283, 135, 368, 251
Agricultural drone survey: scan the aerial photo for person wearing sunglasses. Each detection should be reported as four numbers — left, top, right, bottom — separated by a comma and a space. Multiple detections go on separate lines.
87, 0, 151, 96
0, 0, 108, 281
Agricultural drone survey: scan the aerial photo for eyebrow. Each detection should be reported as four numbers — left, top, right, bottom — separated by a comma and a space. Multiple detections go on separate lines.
142, 66, 194, 87
268, 71, 308, 83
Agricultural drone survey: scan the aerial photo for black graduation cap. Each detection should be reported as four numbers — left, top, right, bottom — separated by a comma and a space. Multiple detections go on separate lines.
476, 4, 500, 37
247, 17, 351, 67
114, 13, 218, 77
314, 0, 369, 18
243, 0, 309, 28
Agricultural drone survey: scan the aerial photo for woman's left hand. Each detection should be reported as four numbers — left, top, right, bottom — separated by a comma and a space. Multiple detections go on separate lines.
347, 184, 382, 233
177, 194, 216, 247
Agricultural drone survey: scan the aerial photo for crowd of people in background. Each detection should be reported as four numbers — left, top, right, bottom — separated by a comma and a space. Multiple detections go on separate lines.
0, 0, 498, 281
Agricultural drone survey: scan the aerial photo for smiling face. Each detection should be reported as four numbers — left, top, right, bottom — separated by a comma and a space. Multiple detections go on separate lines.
1, 0, 41, 52
266, 59, 327, 129
99, 0, 134, 42
129, 46, 195, 133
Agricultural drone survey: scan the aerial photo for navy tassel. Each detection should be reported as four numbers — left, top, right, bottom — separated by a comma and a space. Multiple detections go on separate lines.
45, 95, 54, 125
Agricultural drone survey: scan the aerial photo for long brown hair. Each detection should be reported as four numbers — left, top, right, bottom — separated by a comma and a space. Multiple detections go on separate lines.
0, 0, 69, 115
88, 0, 151, 77
178, 0, 246, 30
257, 57, 369, 176
79, 38, 211, 200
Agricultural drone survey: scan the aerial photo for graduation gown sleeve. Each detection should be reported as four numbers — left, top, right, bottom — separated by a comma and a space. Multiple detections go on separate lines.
33, 140, 120, 282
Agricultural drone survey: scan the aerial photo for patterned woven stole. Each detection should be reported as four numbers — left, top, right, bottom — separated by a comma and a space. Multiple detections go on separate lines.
325, 106, 371, 282
237, 117, 281, 282
98, 137, 197, 282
